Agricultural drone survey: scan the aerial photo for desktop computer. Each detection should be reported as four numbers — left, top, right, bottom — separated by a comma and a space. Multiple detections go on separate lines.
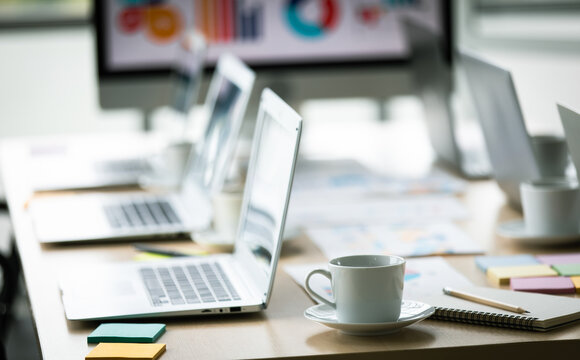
93, 0, 453, 120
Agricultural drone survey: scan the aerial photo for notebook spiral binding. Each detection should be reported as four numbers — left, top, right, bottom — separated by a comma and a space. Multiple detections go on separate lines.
431, 308, 539, 331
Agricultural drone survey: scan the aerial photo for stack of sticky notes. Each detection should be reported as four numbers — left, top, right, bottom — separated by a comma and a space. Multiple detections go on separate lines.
86, 323, 166, 360
475, 253, 580, 294
86, 343, 166, 360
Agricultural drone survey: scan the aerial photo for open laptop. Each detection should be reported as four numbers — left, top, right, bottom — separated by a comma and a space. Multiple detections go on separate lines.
459, 51, 550, 208
28, 54, 255, 243
558, 104, 580, 176
405, 21, 491, 179
28, 30, 207, 192
58, 88, 303, 320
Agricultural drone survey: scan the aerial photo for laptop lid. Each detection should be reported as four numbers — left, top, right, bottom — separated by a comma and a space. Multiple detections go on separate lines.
232, 88, 302, 307
171, 29, 207, 115
459, 50, 542, 206
406, 20, 459, 167
182, 54, 256, 197
558, 104, 580, 175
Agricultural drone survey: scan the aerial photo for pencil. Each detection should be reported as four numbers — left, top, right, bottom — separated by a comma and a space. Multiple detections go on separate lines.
443, 287, 529, 314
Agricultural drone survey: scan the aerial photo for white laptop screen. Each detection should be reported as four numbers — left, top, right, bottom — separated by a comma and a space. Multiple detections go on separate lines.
187, 75, 242, 193
235, 91, 301, 303
239, 111, 295, 271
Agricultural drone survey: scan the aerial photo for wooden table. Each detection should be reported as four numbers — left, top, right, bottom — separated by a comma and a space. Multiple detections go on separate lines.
2, 135, 580, 360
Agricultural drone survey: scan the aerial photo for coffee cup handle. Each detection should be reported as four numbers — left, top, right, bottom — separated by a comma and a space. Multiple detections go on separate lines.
305, 269, 335, 308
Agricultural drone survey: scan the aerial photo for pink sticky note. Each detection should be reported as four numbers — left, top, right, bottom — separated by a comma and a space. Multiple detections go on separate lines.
511, 276, 576, 294
536, 253, 580, 265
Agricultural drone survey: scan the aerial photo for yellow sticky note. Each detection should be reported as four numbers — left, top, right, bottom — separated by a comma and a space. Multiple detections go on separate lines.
487, 264, 558, 285
86, 343, 166, 360
571, 276, 580, 294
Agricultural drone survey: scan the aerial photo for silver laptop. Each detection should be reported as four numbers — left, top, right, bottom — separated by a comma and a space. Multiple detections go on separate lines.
28, 31, 207, 192
559, 104, 580, 176
28, 54, 255, 243
459, 51, 558, 208
405, 21, 491, 179
59, 88, 303, 320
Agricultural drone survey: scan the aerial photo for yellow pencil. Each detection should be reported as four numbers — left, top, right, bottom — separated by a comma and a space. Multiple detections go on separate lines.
443, 287, 529, 314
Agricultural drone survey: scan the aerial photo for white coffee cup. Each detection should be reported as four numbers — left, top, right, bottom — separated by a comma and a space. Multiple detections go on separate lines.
305, 255, 405, 324
520, 178, 580, 236
211, 186, 243, 237
531, 135, 569, 178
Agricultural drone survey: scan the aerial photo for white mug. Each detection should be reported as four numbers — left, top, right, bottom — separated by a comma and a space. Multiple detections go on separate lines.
531, 135, 569, 178
211, 186, 243, 237
305, 255, 405, 324
520, 178, 580, 236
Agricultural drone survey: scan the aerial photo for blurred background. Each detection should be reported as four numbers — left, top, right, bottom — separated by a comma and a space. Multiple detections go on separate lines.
0, 1, 579, 359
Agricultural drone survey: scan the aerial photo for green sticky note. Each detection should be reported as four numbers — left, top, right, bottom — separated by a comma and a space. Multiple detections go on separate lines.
553, 263, 580, 277
88, 323, 166, 344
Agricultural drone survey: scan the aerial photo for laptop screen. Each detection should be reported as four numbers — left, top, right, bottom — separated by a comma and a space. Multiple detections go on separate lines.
187, 75, 242, 193
460, 52, 540, 181
235, 89, 301, 302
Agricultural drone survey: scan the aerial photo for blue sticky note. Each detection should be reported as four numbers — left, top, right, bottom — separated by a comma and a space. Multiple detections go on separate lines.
475, 254, 539, 273
88, 323, 166, 344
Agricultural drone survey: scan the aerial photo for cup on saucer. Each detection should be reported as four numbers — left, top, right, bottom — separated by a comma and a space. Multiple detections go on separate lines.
520, 178, 580, 237
305, 254, 405, 324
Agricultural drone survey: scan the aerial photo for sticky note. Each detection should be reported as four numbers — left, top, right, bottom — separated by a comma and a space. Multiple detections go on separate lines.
552, 263, 580, 277
487, 264, 558, 285
86, 343, 165, 360
571, 276, 580, 293
510, 276, 576, 294
475, 255, 539, 273
88, 324, 166, 344
536, 253, 580, 265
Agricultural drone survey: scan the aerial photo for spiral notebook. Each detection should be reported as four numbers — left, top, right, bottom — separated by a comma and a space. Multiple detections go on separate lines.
423, 286, 580, 331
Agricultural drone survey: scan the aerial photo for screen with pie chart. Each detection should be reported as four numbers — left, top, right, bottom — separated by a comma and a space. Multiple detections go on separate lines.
94, 0, 450, 114
97, 0, 450, 73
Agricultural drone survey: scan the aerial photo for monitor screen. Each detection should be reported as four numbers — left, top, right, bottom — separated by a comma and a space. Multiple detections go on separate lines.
94, 0, 450, 114
94, 0, 451, 77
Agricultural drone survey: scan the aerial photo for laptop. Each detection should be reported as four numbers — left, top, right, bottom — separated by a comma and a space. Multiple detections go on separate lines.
28, 30, 207, 192
28, 54, 255, 243
558, 104, 580, 175
405, 21, 491, 179
459, 51, 547, 208
58, 88, 303, 320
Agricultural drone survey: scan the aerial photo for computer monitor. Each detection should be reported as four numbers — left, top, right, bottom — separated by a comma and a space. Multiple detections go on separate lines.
94, 1, 196, 118
405, 20, 491, 179
93, 0, 452, 122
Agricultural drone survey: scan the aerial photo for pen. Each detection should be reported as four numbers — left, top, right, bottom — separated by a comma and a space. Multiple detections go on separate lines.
443, 287, 529, 314
133, 243, 191, 257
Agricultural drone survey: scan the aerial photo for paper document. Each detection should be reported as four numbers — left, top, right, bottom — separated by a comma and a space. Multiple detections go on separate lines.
306, 222, 483, 259
285, 257, 473, 302
292, 159, 466, 199
287, 195, 468, 228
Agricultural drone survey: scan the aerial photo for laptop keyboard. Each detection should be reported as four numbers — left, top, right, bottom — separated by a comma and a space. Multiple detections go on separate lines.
95, 158, 153, 176
140, 262, 241, 307
104, 200, 182, 229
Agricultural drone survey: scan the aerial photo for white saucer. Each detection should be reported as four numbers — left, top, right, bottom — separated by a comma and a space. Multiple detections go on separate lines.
304, 300, 434, 336
497, 220, 580, 245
